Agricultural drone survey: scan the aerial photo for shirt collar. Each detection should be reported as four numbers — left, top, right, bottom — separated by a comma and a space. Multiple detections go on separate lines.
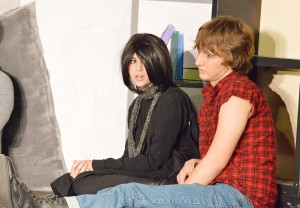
201, 71, 236, 99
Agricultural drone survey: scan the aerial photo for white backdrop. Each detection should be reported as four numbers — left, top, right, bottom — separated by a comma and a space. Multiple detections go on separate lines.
28, 0, 132, 170
35, 0, 133, 170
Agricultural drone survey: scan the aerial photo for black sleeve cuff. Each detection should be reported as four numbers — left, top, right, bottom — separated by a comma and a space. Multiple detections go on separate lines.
92, 159, 106, 170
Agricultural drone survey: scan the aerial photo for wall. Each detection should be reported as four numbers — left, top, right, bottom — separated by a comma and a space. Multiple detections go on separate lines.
258, 0, 300, 179
34, 0, 132, 171
259, 0, 300, 136
0, 0, 132, 173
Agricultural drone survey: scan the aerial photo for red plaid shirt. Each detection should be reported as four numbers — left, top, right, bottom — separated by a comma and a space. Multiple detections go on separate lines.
199, 71, 277, 208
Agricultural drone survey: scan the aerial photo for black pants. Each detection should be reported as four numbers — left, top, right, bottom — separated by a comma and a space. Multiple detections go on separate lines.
51, 172, 170, 197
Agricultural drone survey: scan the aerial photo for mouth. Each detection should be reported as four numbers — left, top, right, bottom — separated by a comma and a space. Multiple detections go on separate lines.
135, 74, 144, 81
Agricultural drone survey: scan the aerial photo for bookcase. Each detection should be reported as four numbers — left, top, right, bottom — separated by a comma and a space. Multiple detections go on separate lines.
213, 1, 300, 206
131, 1, 300, 206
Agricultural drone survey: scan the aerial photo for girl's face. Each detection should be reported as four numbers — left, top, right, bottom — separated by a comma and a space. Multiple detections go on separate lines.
195, 49, 232, 86
129, 53, 151, 89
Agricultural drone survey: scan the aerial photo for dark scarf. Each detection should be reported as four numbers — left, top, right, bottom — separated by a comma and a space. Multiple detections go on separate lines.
127, 83, 161, 157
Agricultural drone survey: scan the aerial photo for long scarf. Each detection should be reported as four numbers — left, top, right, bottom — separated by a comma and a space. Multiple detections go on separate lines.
127, 83, 161, 157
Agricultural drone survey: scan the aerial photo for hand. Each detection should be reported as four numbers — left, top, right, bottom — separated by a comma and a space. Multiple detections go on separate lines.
70, 160, 93, 179
177, 159, 201, 184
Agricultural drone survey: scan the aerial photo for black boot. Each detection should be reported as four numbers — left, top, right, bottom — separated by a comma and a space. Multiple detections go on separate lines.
0, 154, 68, 208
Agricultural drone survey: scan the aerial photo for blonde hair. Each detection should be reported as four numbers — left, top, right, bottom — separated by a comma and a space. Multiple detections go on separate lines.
194, 16, 255, 74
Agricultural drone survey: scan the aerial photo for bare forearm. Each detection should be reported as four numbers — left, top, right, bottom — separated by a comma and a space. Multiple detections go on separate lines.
183, 159, 223, 185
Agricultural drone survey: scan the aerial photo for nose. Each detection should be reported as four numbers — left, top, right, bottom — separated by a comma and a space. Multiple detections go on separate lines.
195, 53, 204, 67
136, 63, 143, 71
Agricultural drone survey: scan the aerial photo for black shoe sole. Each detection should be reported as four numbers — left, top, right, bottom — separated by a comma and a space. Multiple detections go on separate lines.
0, 154, 14, 208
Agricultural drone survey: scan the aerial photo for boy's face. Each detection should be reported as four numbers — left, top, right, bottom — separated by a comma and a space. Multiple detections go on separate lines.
195, 49, 232, 86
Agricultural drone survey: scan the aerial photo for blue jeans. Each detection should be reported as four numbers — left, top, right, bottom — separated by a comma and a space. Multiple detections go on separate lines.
75, 182, 254, 208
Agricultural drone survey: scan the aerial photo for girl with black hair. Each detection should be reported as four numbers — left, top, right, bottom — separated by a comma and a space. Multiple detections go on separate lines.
49, 33, 199, 196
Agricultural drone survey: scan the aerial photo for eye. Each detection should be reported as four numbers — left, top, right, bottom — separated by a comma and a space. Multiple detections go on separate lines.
130, 59, 136, 64
206, 50, 216, 57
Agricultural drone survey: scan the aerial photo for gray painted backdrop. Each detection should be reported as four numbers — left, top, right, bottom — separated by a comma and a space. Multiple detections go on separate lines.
0, 3, 65, 190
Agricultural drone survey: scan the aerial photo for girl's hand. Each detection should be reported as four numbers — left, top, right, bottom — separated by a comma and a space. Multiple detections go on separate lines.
177, 159, 201, 184
70, 160, 93, 179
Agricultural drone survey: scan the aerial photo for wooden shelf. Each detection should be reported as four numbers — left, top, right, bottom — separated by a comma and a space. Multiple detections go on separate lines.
175, 56, 300, 88
253, 55, 300, 69
174, 79, 206, 88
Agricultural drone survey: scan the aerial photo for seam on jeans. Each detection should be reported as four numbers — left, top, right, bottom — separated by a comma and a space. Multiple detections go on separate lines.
128, 195, 147, 207
224, 184, 254, 208
151, 200, 241, 208
210, 184, 250, 208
